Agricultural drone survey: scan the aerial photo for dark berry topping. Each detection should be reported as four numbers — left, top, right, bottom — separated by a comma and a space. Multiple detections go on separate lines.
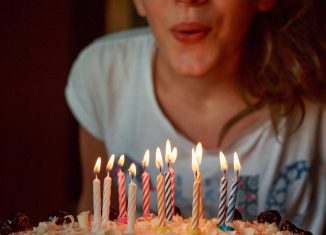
48, 210, 71, 225
233, 209, 242, 221
109, 207, 119, 221
257, 210, 281, 226
6, 212, 30, 232
0, 221, 12, 235
278, 220, 303, 233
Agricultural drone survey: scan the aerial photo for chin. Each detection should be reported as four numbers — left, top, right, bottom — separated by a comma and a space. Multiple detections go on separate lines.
174, 62, 212, 78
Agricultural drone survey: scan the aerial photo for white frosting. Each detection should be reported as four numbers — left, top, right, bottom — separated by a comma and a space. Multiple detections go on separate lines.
25, 214, 298, 235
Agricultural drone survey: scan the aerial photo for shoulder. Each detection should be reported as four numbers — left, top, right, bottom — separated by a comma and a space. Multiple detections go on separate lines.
78, 27, 153, 65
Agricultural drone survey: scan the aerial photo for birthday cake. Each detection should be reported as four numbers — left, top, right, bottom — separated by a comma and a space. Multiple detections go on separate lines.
2, 209, 312, 235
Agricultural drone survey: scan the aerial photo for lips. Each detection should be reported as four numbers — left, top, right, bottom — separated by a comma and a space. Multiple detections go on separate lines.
171, 22, 211, 43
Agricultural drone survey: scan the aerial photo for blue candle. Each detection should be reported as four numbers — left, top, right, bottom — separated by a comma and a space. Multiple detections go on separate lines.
226, 153, 241, 223
217, 151, 228, 226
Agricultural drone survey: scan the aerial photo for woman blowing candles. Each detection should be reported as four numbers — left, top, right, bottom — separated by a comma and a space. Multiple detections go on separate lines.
65, 0, 326, 233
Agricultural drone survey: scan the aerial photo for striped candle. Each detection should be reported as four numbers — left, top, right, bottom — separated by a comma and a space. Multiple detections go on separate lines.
127, 163, 137, 234
92, 157, 102, 233
164, 171, 172, 221
226, 178, 239, 223
102, 155, 114, 224
226, 153, 241, 223
217, 151, 228, 226
169, 167, 175, 215
198, 172, 204, 219
142, 150, 150, 217
156, 148, 166, 228
191, 154, 200, 231
117, 155, 127, 223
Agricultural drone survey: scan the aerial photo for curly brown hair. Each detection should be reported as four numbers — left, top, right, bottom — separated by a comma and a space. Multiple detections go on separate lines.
218, 0, 326, 146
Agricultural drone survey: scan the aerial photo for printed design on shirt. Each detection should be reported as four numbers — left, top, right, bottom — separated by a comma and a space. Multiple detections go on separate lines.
237, 175, 259, 220
266, 160, 310, 219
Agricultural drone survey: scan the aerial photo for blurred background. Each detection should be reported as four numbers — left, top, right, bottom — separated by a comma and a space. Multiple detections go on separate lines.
0, 0, 146, 225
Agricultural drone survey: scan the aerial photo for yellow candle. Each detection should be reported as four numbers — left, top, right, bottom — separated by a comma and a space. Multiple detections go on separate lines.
155, 147, 167, 231
195, 143, 204, 219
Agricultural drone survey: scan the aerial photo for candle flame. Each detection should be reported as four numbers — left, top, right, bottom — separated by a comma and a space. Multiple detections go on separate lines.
155, 147, 163, 170
118, 154, 125, 167
234, 152, 241, 172
219, 151, 228, 171
129, 163, 136, 177
195, 142, 203, 166
94, 157, 101, 174
107, 154, 115, 171
170, 147, 177, 164
165, 139, 171, 164
192, 149, 199, 174
142, 149, 150, 168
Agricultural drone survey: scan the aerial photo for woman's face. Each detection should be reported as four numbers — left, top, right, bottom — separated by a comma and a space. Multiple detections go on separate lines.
133, 0, 275, 77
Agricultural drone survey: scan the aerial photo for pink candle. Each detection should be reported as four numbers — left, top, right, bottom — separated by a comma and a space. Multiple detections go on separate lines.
142, 150, 150, 217
117, 155, 127, 223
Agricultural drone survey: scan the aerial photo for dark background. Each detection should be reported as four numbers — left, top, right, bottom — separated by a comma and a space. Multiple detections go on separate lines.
0, 1, 106, 225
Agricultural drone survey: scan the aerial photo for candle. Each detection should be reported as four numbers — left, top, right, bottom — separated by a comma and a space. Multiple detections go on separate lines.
217, 151, 228, 226
164, 169, 172, 222
102, 154, 115, 224
92, 157, 102, 232
169, 145, 177, 216
155, 147, 166, 230
191, 152, 200, 232
226, 153, 241, 223
117, 154, 127, 223
127, 163, 137, 234
195, 143, 204, 219
164, 140, 173, 221
142, 149, 151, 217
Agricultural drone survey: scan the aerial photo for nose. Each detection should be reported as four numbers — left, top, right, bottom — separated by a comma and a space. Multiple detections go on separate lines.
176, 0, 208, 6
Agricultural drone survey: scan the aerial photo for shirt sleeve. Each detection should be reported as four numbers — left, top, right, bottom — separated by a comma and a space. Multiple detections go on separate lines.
65, 44, 105, 140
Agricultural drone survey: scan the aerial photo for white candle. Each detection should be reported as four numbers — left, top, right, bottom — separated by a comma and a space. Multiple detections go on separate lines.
102, 154, 115, 224
127, 163, 137, 234
92, 157, 102, 232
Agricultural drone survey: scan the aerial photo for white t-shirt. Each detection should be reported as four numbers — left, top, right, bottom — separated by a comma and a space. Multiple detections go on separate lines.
65, 27, 326, 234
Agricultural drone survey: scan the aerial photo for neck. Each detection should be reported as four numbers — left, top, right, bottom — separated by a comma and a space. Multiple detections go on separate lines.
154, 48, 243, 103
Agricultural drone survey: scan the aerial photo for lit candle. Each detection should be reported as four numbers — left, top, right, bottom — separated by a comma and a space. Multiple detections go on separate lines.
142, 149, 151, 217
102, 154, 114, 224
92, 157, 102, 232
155, 147, 166, 231
127, 163, 137, 234
117, 155, 127, 223
195, 143, 204, 219
191, 152, 200, 232
217, 151, 228, 226
169, 145, 177, 216
226, 153, 241, 223
164, 140, 173, 221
